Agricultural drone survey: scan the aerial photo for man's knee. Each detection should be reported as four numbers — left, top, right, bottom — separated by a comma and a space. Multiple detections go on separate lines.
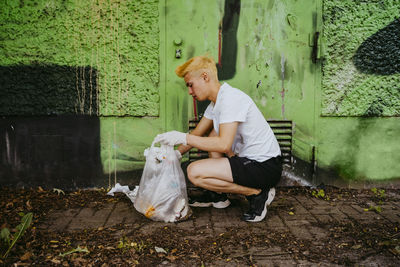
187, 162, 202, 186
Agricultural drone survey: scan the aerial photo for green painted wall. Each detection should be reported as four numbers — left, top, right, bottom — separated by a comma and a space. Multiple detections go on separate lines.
1, 0, 399, 185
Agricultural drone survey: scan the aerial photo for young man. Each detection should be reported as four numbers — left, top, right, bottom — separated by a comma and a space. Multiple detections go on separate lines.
154, 56, 282, 222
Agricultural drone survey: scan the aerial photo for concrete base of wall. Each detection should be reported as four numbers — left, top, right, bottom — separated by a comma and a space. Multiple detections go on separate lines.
287, 156, 400, 189
0, 116, 103, 190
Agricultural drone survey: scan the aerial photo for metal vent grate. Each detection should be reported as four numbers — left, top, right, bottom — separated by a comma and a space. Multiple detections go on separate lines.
267, 120, 293, 166
188, 119, 293, 166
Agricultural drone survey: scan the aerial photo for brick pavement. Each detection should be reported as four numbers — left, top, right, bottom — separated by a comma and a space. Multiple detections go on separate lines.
38, 189, 400, 266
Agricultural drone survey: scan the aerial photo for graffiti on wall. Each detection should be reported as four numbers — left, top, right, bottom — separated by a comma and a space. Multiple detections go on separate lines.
0, 65, 98, 115
353, 18, 400, 76
217, 0, 241, 80
322, 1, 400, 117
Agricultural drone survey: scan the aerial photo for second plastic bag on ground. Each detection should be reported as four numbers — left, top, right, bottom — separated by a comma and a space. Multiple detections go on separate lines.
134, 143, 191, 222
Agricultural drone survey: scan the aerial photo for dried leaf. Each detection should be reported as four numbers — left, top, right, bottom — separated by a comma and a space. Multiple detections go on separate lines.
166, 255, 177, 261
20, 251, 32, 261
26, 200, 32, 210
53, 188, 65, 195
155, 246, 167, 254
50, 258, 61, 264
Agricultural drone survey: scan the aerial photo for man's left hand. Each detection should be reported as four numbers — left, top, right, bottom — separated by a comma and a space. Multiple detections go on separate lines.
154, 131, 187, 146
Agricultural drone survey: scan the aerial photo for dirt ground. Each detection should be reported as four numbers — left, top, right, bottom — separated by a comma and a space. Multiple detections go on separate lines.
0, 186, 399, 266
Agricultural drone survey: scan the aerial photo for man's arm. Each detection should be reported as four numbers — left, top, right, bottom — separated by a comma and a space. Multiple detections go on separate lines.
177, 116, 213, 155
186, 122, 238, 154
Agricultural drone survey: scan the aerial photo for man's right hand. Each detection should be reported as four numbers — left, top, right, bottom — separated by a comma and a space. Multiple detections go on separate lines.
154, 131, 187, 146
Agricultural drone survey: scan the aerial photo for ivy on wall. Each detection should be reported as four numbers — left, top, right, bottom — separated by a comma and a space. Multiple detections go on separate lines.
0, 0, 159, 116
322, 0, 400, 116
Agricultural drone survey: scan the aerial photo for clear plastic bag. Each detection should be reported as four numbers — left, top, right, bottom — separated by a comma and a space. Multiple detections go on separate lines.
134, 143, 191, 222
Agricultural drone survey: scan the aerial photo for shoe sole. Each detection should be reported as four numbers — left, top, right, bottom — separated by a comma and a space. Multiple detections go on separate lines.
189, 199, 231, 209
266, 188, 275, 206
244, 188, 275, 223
244, 202, 267, 222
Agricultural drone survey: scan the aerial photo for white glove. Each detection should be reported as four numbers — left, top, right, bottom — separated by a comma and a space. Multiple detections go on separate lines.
175, 150, 182, 160
154, 131, 187, 146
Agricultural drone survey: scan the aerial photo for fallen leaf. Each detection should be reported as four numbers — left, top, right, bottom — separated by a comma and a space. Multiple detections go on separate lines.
59, 246, 89, 257
155, 246, 167, 254
53, 188, 65, 195
166, 255, 177, 261
50, 258, 61, 264
351, 244, 362, 249
26, 200, 32, 210
20, 251, 32, 261
289, 211, 295, 215
38, 186, 44, 192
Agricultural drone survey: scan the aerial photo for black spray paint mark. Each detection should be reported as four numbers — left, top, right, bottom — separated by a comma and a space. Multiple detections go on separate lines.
353, 18, 400, 75
197, 0, 241, 118
0, 64, 98, 115
217, 0, 241, 80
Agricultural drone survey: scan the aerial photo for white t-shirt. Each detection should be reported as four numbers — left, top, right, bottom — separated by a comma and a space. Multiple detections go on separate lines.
203, 83, 281, 162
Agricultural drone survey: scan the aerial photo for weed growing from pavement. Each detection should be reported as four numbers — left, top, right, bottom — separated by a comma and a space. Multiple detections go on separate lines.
0, 212, 33, 259
311, 189, 330, 201
118, 236, 147, 253
366, 188, 386, 213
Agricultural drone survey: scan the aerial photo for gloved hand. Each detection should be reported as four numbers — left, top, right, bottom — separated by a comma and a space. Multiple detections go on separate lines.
154, 131, 187, 146
175, 150, 182, 160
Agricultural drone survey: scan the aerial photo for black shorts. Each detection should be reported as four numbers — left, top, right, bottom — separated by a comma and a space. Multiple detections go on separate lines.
228, 155, 282, 189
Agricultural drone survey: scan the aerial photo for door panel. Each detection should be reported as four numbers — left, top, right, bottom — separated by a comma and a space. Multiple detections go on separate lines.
164, 0, 320, 163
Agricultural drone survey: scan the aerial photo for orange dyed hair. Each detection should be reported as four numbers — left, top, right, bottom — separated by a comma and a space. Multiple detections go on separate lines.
175, 55, 218, 80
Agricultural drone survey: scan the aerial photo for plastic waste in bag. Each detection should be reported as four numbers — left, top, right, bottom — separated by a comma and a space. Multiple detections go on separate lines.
107, 183, 139, 204
134, 142, 191, 222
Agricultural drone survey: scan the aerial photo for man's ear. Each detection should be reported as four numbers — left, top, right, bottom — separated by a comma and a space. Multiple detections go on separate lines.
202, 72, 210, 82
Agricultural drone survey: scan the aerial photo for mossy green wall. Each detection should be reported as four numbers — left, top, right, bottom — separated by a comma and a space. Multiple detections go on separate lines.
322, 0, 400, 116
0, 0, 159, 116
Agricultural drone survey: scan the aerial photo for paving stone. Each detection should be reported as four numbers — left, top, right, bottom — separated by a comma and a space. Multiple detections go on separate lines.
285, 220, 313, 240
377, 203, 400, 224
270, 259, 298, 266
192, 208, 211, 228
315, 214, 334, 224
44, 209, 80, 231
308, 225, 329, 240
103, 202, 131, 227
338, 204, 361, 220
175, 218, 195, 230
308, 205, 332, 215
342, 204, 385, 223
249, 246, 296, 265
266, 214, 287, 231
296, 260, 342, 267
327, 207, 350, 222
